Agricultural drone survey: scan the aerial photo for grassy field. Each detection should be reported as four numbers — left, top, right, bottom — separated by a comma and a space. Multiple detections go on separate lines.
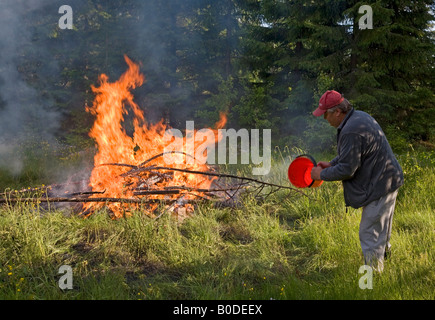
0, 148, 434, 300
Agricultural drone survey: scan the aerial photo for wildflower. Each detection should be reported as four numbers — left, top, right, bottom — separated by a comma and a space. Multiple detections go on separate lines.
8, 272, 12, 276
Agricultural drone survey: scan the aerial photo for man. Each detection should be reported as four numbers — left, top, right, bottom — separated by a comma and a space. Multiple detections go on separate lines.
311, 90, 404, 272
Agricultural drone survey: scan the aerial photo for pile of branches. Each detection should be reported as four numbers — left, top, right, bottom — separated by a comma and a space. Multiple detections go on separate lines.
0, 152, 306, 219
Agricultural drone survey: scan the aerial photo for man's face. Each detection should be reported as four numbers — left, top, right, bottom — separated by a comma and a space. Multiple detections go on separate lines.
324, 109, 344, 128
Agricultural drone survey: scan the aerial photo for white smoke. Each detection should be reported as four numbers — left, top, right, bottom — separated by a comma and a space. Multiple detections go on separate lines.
0, 0, 60, 175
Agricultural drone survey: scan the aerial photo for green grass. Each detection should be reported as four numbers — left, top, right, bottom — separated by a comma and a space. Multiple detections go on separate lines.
0, 148, 434, 300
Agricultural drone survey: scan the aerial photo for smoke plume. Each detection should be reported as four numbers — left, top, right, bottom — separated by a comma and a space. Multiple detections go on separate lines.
0, 0, 60, 175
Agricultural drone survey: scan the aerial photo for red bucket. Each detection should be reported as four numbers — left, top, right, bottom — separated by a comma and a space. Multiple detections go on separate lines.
288, 155, 323, 188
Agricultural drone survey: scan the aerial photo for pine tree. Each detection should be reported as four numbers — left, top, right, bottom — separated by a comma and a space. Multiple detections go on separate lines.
239, 0, 435, 147
331, 1, 435, 142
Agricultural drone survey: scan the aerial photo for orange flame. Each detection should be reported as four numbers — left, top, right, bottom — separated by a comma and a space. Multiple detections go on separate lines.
85, 55, 226, 218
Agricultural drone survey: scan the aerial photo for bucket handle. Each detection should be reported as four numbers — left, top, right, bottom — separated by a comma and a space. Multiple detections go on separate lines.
295, 154, 318, 166
295, 154, 318, 188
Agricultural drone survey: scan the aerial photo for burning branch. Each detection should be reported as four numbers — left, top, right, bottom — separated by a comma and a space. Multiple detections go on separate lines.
1, 150, 308, 221
1, 163, 306, 218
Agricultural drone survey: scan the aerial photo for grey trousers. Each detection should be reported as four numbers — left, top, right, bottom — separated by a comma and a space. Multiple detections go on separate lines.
359, 189, 399, 271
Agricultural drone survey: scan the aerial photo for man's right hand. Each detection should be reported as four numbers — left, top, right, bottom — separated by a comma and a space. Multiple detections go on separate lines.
317, 161, 332, 169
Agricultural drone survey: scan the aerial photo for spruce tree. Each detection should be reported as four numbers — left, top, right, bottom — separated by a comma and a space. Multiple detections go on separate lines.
332, 1, 435, 142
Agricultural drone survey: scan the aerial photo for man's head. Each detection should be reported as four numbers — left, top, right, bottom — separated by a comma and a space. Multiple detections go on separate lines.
313, 90, 352, 128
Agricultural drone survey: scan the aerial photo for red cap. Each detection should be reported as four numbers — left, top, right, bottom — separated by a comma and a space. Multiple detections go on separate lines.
313, 90, 344, 117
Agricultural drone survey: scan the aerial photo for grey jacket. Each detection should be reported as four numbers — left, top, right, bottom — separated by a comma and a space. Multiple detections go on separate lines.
320, 108, 404, 209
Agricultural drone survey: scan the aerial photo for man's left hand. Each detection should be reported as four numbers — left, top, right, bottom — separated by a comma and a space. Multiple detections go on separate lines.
311, 166, 323, 181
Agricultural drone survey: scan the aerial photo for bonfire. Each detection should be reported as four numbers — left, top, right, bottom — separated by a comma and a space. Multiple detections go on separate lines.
1, 55, 303, 220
